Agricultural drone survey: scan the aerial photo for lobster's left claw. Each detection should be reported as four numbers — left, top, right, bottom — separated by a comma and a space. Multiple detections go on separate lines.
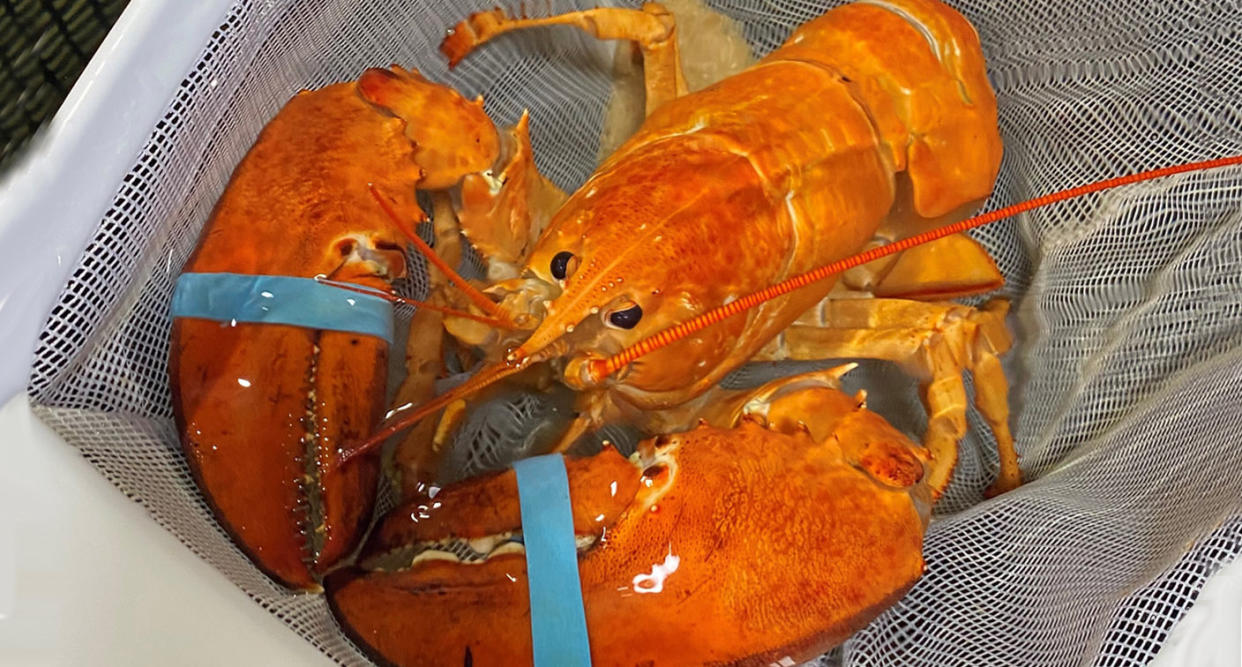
326, 387, 927, 665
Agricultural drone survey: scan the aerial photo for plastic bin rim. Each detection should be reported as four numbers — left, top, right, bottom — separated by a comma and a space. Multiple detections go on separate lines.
0, 0, 236, 405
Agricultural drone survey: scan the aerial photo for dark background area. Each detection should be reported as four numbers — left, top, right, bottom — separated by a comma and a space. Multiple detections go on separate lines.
1, 0, 129, 171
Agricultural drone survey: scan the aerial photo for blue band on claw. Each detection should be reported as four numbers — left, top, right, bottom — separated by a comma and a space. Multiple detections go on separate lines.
170, 272, 394, 344
513, 454, 593, 666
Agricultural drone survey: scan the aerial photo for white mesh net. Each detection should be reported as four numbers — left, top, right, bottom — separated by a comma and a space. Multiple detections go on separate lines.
25, 0, 1242, 665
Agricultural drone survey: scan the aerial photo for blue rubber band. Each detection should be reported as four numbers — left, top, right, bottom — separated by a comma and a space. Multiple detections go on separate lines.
513, 454, 593, 667
170, 272, 394, 344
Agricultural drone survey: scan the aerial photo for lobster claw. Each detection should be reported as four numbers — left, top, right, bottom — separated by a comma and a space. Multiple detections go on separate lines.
172, 319, 388, 590
170, 69, 444, 589
326, 387, 929, 665
169, 59, 522, 589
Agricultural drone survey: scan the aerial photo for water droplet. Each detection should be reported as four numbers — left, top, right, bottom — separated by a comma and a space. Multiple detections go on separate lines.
631, 549, 679, 594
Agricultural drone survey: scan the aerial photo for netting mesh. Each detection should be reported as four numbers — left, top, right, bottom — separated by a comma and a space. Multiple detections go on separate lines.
24, 0, 1242, 664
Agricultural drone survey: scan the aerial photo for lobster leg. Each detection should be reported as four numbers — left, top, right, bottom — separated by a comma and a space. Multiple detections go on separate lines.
758, 298, 1017, 498
441, 4, 687, 114
390, 193, 463, 496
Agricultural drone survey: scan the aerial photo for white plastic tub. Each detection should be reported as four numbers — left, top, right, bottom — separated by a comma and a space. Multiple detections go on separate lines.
1, 0, 1240, 665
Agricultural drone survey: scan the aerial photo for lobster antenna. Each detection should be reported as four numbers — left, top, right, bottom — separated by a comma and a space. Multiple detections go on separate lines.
315, 277, 517, 328
368, 184, 514, 326
338, 357, 529, 464
585, 154, 1242, 383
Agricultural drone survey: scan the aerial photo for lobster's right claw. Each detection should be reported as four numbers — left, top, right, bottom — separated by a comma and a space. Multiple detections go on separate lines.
171, 66, 479, 590
326, 385, 928, 665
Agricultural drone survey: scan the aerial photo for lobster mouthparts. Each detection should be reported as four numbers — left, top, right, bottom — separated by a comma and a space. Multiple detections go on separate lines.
327, 416, 927, 665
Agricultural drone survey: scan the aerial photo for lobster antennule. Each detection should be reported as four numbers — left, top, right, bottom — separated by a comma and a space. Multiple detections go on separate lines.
586, 154, 1242, 382
367, 184, 515, 327
337, 358, 529, 465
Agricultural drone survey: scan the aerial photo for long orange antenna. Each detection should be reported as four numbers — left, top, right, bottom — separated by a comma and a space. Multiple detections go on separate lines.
368, 184, 513, 325
586, 154, 1242, 382
315, 277, 516, 328
337, 358, 529, 465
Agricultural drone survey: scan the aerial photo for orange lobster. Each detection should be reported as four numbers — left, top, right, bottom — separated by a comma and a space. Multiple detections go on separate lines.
173, 0, 1019, 661
349, 0, 1017, 489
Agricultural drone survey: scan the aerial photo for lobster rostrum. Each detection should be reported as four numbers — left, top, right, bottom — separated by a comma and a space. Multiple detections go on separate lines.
172, 0, 1046, 661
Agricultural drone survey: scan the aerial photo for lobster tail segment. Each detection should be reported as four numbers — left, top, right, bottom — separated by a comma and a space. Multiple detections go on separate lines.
771, 0, 1002, 217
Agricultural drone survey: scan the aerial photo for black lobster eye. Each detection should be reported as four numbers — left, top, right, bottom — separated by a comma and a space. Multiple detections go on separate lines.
608, 304, 643, 329
550, 251, 574, 280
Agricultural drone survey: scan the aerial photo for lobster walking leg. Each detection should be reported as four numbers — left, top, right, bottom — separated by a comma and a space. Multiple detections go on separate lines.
759, 298, 1017, 497
971, 301, 1021, 496
441, 4, 687, 114
390, 194, 462, 496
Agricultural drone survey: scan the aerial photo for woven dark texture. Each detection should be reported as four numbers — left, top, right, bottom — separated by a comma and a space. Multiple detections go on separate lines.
0, 0, 129, 170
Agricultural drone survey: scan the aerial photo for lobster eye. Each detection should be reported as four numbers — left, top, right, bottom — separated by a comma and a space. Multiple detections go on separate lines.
607, 304, 643, 329
550, 251, 574, 280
